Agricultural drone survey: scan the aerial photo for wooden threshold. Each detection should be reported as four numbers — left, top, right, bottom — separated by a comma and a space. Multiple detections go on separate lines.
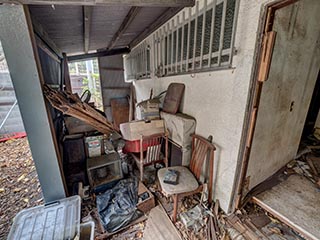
252, 196, 318, 240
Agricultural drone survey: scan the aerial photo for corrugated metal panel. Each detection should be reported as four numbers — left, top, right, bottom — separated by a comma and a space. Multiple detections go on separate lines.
115, 7, 169, 47
99, 55, 130, 88
89, 6, 131, 51
29, 5, 177, 54
99, 55, 131, 121
38, 47, 61, 84
29, 5, 84, 54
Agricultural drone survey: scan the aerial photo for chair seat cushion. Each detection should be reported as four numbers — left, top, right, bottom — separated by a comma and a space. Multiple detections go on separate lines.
158, 166, 199, 195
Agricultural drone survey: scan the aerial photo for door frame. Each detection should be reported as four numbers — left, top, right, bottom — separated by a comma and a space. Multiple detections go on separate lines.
229, 0, 300, 213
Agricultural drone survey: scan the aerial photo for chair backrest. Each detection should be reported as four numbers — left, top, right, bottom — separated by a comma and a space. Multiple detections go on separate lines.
189, 134, 216, 180
140, 133, 168, 165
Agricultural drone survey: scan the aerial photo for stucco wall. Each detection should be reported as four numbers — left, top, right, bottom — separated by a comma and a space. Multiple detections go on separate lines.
133, 0, 273, 212
246, 0, 320, 190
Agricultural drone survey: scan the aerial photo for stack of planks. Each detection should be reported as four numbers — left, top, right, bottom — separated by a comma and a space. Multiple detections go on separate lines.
43, 85, 114, 135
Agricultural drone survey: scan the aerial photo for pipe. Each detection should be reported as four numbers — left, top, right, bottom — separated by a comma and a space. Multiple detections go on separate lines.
0, 100, 18, 130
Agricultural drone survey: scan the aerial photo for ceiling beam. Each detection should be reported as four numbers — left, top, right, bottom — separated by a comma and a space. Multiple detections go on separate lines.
67, 47, 130, 62
107, 6, 141, 50
3, 0, 195, 7
130, 7, 183, 48
83, 6, 93, 53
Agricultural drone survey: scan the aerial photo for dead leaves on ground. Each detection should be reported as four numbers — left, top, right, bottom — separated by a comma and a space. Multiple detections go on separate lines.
0, 138, 43, 239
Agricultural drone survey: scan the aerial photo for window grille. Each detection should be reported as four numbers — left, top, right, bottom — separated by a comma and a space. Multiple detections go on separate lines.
154, 0, 239, 77
124, 42, 151, 81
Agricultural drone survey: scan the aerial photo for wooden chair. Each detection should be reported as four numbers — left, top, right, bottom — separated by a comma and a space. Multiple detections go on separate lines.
157, 134, 216, 222
131, 132, 168, 181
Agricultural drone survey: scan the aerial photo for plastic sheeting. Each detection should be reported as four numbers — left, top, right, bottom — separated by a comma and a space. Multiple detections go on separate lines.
96, 178, 142, 232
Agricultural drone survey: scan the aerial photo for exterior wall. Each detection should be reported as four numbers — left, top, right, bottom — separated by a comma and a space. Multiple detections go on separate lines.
133, 0, 273, 212
246, 0, 320, 190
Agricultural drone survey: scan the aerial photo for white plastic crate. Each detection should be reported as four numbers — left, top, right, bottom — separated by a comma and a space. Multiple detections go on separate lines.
8, 195, 81, 240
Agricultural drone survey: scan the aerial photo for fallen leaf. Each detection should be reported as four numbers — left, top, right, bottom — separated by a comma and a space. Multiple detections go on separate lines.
0, 188, 5, 193
269, 226, 282, 235
13, 188, 21, 193
17, 174, 26, 182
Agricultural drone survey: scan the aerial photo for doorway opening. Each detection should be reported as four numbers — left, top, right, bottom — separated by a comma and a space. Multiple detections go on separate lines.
235, 0, 320, 239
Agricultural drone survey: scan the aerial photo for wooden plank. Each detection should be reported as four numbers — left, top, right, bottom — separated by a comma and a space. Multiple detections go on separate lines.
100, 67, 124, 71
257, 31, 277, 82
83, 6, 93, 53
252, 175, 320, 240
110, 98, 129, 130
143, 205, 182, 240
226, 214, 260, 240
67, 47, 130, 61
62, 53, 72, 92
108, 7, 141, 50
5, 0, 195, 7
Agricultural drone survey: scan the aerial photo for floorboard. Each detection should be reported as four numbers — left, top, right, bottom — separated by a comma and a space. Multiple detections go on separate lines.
253, 174, 320, 240
143, 205, 181, 240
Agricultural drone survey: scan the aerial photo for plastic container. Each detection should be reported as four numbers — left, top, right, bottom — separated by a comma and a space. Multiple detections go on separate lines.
80, 221, 95, 240
8, 195, 81, 240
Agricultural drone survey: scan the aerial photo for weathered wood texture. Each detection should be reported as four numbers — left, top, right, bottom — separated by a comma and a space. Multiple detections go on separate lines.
110, 98, 129, 129
253, 175, 320, 240
143, 205, 182, 240
43, 85, 115, 134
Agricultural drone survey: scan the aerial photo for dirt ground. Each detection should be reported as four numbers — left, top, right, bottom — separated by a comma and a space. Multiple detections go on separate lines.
0, 137, 43, 239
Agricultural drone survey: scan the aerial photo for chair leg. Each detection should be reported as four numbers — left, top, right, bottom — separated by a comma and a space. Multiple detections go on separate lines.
172, 194, 178, 223
140, 163, 144, 182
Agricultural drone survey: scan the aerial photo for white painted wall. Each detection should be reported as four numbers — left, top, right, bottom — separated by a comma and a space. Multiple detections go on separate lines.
133, 0, 275, 212
246, 0, 320, 190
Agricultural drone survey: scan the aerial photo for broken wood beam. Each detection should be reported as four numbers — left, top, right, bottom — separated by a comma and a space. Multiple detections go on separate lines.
226, 214, 260, 240
67, 47, 130, 62
43, 85, 115, 134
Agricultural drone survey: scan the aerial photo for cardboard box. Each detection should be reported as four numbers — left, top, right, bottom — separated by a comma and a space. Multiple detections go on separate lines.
120, 120, 165, 141
140, 102, 160, 120
160, 112, 196, 148
85, 135, 104, 158
137, 181, 155, 213
137, 99, 161, 120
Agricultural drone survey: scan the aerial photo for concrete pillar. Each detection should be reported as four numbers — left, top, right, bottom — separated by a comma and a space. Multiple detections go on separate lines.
0, 5, 66, 202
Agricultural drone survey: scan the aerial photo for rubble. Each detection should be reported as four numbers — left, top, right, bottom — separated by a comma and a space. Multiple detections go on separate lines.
0, 137, 43, 239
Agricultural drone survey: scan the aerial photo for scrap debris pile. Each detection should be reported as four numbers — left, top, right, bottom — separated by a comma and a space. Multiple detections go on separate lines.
289, 132, 320, 188
227, 203, 305, 240
0, 138, 43, 239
